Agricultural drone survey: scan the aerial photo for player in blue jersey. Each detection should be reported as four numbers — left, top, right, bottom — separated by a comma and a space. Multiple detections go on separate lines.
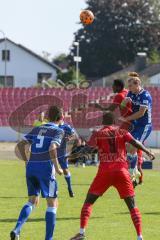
10, 106, 64, 240
121, 72, 152, 185
58, 119, 77, 197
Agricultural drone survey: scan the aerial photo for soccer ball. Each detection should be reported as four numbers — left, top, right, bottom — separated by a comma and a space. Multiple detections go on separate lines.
80, 10, 94, 25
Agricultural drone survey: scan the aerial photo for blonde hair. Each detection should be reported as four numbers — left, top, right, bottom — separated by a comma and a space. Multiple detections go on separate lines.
128, 72, 141, 84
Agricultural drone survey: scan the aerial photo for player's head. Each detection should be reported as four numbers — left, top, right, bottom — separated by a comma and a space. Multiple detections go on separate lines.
102, 111, 115, 126
112, 79, 125, 93
127, 72, 141, 93
48, 106, 63, 123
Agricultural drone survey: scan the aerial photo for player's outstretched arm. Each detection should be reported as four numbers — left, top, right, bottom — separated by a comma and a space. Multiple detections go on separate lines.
68, 145, 96, 161
66, 132, 78, 142
125, 106, 147, 121
129, 139, 155, 160
15, 140, 30, 163
49, 143, 63, 175
89, 102, 117, 112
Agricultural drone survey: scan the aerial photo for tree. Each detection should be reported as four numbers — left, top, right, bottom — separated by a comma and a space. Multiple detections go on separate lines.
53, 54, 86, 84
53, 53, 70, 69
70, 0, 160, 78
57, 67, 86, 84
149, 48, 160, 64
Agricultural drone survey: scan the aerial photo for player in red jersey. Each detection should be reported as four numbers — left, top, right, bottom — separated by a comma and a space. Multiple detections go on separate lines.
94, 79, 143, 186
70, 112, 155, 240
94, 79, 132, 118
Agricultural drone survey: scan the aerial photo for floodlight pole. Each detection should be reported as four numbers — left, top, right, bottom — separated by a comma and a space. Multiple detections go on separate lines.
74, 41, 81, 88
76, 43, 79, 88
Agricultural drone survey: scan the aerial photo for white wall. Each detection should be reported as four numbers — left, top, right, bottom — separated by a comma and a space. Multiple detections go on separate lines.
0, 127, 160, 148
0, 127, 20, 141
145, 131, 160, 148
0, 40, 57, 87
150, 73, 160, 85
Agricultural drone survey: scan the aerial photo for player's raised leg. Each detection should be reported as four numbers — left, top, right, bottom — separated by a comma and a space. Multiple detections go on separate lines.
10, 195, 38, 240
127, 144, 141, 187
63, 167, 74, 197
58, 155, 74, 197
58, 119, 77, 198
137, 149, 143, 184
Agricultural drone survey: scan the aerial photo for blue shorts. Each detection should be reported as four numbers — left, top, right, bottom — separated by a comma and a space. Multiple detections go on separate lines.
58, 156, 68, 169
26, 161, 58, 198
131, 124, 152, 143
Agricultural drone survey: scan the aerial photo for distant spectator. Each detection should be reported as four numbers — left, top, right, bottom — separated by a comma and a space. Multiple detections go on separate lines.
33, 112, 48, 127
70, 138, 89, 167
81, 139, 88, 167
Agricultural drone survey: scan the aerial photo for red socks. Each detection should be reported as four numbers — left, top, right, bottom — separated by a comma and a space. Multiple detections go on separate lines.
80, 204, 142, 237
137, 149, 143, 183
130, 207, 142, 236
80, 203, 93, 229
137, 149, 143, 166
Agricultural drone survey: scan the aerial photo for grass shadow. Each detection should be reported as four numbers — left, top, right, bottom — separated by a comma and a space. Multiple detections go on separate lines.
0, 216, 104, 223
114, 212, 129, 215
0, 196, 27, 199
143, 212, 160, 215
69, 183, 90, 186
115, 211, 160, 215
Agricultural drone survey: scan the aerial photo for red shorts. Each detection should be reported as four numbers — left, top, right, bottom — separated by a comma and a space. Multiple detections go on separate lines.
88, 165, 135, 199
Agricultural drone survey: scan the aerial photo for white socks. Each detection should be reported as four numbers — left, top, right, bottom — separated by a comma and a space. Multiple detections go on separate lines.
80, 228, 85, 235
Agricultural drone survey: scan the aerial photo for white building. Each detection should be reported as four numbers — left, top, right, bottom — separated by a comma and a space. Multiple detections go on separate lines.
0, 38, 59, 87
140, 63, 160, 85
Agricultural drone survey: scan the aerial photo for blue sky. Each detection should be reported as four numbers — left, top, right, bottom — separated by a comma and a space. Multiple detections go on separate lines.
0, 0, 86, 57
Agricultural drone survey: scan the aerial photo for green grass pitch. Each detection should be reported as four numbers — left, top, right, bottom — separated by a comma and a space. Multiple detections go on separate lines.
0, 160, 160, 240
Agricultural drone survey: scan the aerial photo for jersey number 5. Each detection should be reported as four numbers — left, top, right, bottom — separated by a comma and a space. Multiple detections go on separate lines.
36, 129, 47, 148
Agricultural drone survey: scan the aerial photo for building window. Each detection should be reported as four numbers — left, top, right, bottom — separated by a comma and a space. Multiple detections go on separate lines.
2, 50, 10, 61
37, 73, 52, 84
0, 76, 14, 87
0, 77, 5, 87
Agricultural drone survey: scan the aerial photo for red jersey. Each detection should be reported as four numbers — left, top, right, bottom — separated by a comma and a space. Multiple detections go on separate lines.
87, 126, 133, 170
113, 89, 132, 117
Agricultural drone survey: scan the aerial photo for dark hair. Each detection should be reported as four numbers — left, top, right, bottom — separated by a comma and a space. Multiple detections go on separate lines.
102, 111, 115, 125
48, 106, 63, 122
113, 79, 125, 90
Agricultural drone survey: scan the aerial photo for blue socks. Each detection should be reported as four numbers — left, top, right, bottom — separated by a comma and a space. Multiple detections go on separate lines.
64, 173, 72, 192
45, 207, 57, 240
13, 203, 57, 240
14, 202, 35, 234
127, 153, 138, 169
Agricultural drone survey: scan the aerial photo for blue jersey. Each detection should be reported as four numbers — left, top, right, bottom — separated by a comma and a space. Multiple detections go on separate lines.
57, 123, 75, 159
25, 122, 63, 198
127, 89, 152, 126
25, 122, 64, 162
